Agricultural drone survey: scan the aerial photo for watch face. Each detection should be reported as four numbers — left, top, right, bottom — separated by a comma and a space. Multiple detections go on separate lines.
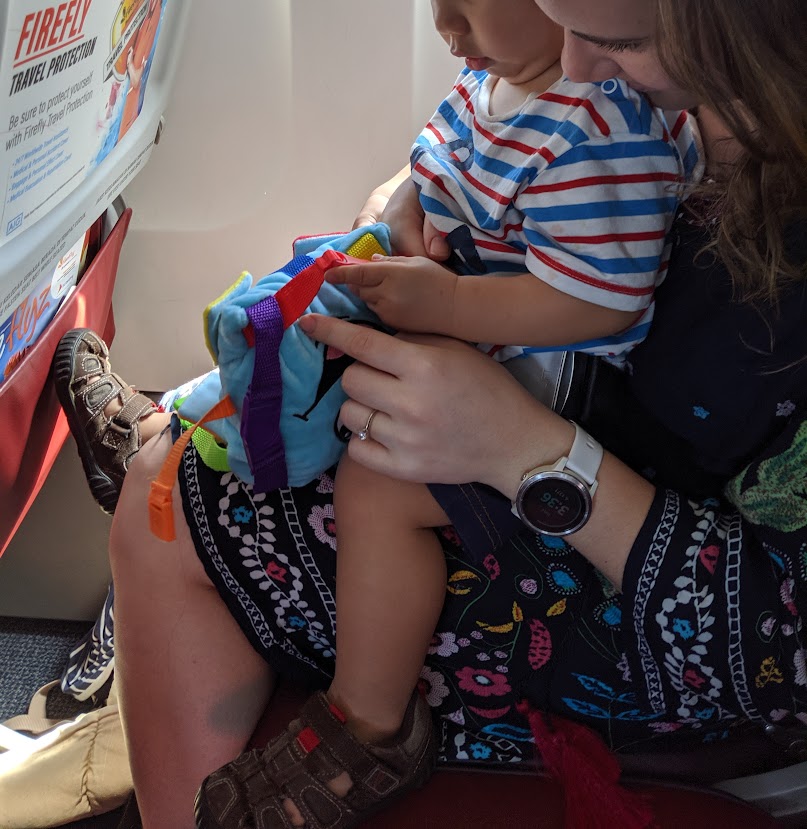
519, 473, 590, 536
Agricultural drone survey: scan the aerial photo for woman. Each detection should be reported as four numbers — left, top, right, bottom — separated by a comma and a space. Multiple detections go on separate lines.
61, 0, 807, 826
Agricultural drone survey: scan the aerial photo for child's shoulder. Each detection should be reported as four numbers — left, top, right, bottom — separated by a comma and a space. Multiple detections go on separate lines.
537, 76, 680, 144
453, 66, 488, 90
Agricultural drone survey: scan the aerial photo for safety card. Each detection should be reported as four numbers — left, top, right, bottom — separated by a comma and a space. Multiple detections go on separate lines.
0, 0, 169, 247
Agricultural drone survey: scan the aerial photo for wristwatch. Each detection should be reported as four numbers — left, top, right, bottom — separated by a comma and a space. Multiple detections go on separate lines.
512, 422, 603, 536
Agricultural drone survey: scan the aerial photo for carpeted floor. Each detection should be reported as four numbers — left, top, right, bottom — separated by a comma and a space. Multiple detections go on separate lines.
0, 615, 94, 721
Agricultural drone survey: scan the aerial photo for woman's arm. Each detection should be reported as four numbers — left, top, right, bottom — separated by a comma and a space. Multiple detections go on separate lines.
299, 314, 807, 721
298, 313, 652, 590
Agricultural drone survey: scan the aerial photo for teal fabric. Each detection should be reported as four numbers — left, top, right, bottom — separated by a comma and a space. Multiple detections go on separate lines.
177, 224, 391, 486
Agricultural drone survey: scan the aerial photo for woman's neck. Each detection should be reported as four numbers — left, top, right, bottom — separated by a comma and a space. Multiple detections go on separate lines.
696, 107, 742, 178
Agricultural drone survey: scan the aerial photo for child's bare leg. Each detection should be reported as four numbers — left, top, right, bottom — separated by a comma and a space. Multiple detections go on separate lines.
329, 451, 449, 744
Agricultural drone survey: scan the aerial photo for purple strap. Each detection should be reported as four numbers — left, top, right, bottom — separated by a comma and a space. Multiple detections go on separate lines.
241, 295, 288, 492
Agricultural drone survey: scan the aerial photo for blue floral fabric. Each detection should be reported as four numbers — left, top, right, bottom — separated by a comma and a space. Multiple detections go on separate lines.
180, 457, 719, 764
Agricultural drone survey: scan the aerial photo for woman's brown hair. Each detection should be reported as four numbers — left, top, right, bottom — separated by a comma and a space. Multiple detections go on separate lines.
656, 0, 807, 303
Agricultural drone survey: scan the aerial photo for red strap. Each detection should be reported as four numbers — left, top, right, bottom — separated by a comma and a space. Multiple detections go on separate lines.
243, 250, 369, 346
297, 726, 321, 754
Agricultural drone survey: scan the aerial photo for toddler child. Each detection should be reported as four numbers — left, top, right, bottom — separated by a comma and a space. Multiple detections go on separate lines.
321, 0, 700, 756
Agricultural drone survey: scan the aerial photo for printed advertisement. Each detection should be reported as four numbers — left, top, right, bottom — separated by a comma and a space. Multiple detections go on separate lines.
0, 227, 87, 383
1, 0, 168, 245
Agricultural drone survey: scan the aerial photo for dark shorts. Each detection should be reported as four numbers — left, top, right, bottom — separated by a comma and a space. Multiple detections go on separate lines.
428, 482, 524, 562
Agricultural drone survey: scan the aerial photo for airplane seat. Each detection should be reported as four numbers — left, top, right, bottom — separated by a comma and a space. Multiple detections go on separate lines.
0, 207, 130, 558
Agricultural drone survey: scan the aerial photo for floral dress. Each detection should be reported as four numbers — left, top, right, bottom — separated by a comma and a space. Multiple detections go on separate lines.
178, 211, 807, 767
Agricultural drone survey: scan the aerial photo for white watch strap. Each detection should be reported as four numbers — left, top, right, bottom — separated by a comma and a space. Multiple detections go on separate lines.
565, 421, 603, 489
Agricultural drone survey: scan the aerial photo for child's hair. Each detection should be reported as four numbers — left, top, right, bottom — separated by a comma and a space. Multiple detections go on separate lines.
656, 0, 807, 303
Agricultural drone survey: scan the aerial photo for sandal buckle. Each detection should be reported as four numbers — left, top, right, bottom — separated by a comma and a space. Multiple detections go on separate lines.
107, 418, 133, 437
362, 767, 399, 797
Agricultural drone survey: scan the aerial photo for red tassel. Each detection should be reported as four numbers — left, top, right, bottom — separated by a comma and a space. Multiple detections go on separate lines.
517, 701, 656, 829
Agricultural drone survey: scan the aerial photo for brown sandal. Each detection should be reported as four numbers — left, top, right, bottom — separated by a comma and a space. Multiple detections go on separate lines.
52, 328, 157, 515
194, 690, 437, 829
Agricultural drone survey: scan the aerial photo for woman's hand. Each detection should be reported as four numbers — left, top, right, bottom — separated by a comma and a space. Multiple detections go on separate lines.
298, 314, 573, 496
299, 314, 656, 589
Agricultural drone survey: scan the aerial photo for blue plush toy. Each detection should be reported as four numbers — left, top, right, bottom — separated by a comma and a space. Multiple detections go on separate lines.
149, 224, 390, 540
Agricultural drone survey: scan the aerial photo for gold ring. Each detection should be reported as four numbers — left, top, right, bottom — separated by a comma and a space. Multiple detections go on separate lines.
358, 409, 379, 442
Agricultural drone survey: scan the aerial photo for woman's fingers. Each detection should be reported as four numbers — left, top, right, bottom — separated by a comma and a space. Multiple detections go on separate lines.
341, 399, 389, 443
300, 315, 559, 490
299, 315, 413, 377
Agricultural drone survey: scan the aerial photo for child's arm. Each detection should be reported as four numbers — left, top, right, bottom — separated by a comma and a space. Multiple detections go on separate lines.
442, 271, 638, 347
326, 255, 638, 346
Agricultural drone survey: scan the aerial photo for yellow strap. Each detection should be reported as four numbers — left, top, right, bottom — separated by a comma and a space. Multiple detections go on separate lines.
148, 397, 237, 541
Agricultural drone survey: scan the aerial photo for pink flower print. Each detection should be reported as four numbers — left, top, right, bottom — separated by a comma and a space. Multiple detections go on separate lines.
648, 722, 683, 734
471, 630, 483, 640
683, 669, 707, 689
428, 631, 459, 657
307, 505, 336, 551
316, 472, 335, 494
457, 638, 471, 648
455, 666, 512, 697
438, 526, 462, 547
265, 561, 287, 583
494, 650, 508, 659
418, 667, 450, 707
519, 578, 538, 596
769, 709, 789, 722
483, 554, 501, 580
476, 653, 490, 662
698, 545, 720, 575
780, 578, 798, 616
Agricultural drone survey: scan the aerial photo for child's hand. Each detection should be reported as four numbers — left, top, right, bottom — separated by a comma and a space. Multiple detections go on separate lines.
326, 255, 458, 334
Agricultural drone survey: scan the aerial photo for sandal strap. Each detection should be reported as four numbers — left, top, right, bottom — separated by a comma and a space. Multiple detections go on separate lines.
75, 374, 126, 432
72, 368, 155, 482
248, 692, 418, 828
112, 384, 156, 431
69, 349, 111, 389
298, 695, 403, 797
